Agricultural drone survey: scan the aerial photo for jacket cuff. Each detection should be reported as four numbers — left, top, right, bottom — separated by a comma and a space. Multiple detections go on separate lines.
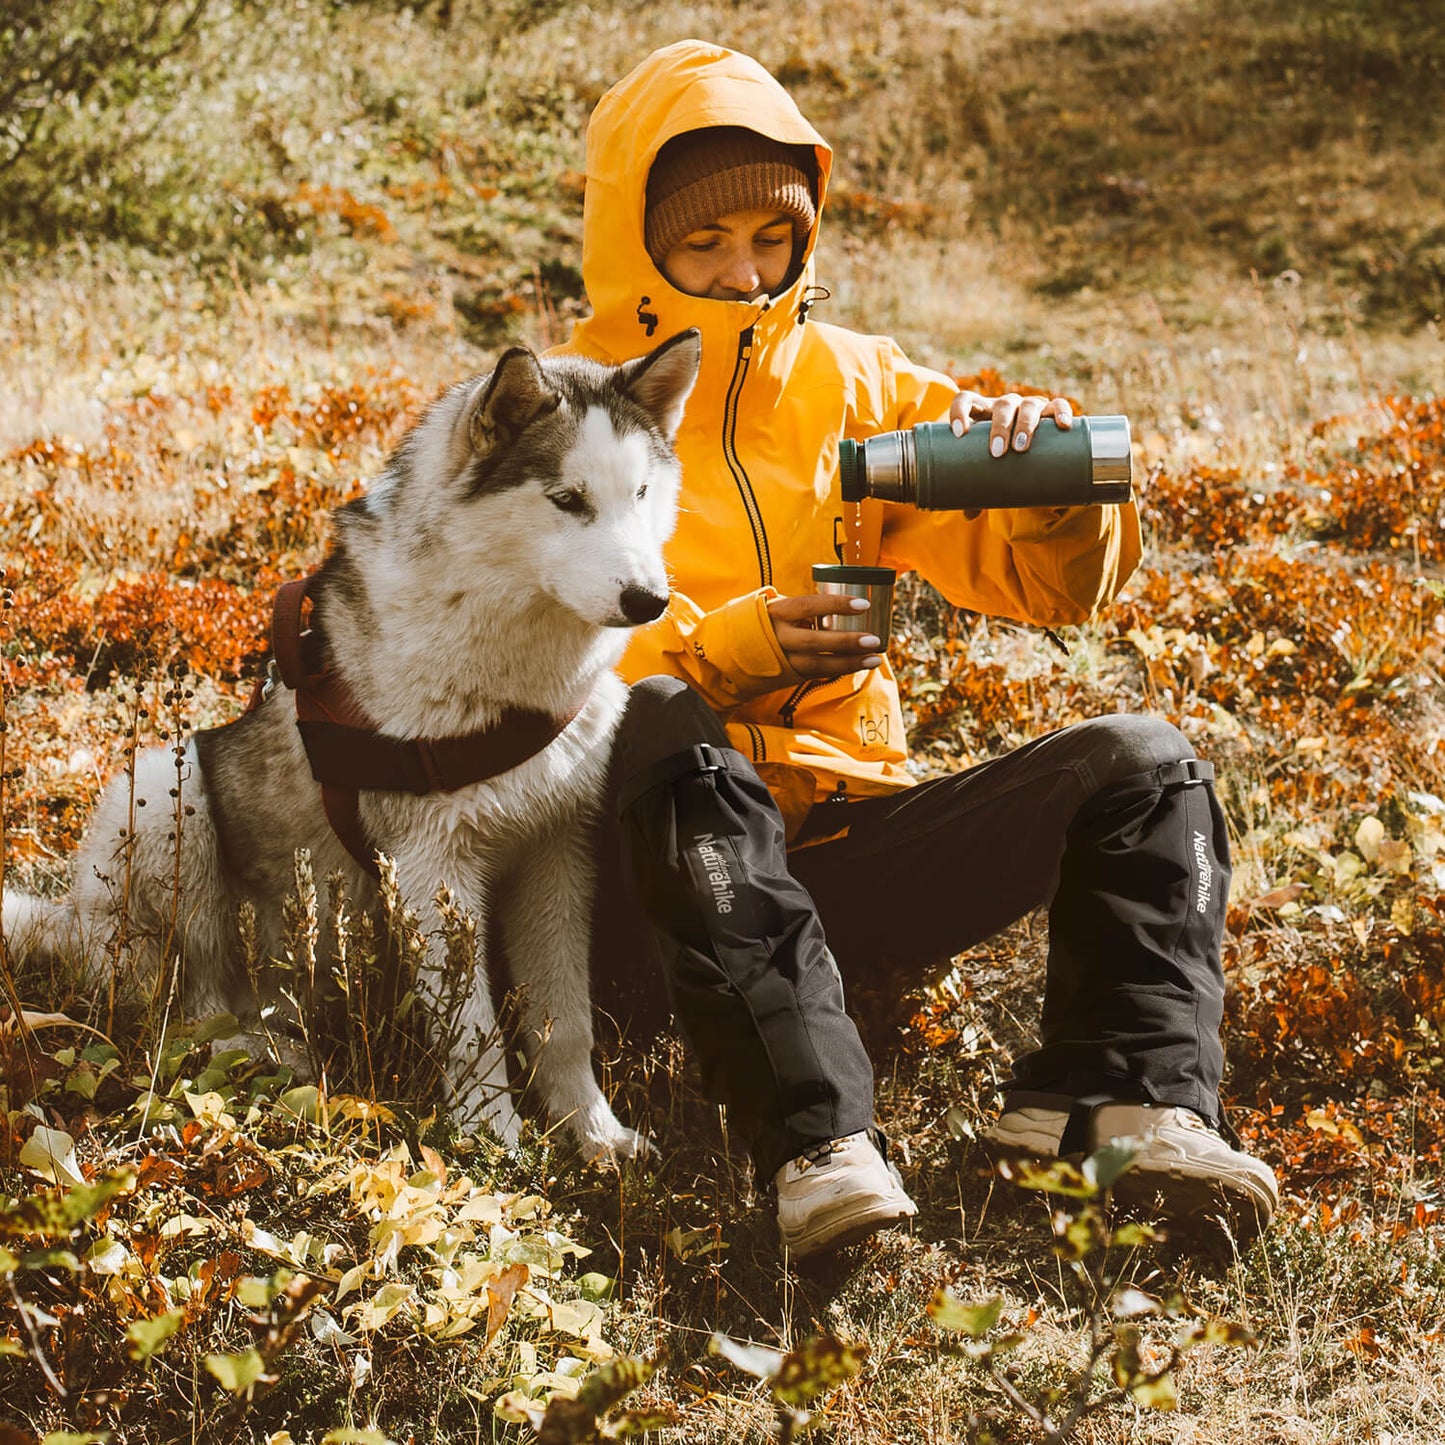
705, 588, 793, 699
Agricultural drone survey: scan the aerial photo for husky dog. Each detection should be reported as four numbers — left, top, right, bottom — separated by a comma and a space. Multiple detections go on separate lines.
6, 328, 703, 1160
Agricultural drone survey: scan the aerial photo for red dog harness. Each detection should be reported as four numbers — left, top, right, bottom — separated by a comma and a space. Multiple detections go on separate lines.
256, 576, 584, 878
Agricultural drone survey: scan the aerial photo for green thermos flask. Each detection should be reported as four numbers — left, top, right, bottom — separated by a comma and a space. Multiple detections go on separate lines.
837, 415, 1132, 509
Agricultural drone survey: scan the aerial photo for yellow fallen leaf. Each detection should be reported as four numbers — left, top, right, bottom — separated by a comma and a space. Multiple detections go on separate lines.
1249, 883, 1307, 910
19, 1127, 87, 1188
1391, 897, 1415, 935
486, 1262, 529, 1348
1355, 816, 1385, 863
352, 1282, 414, 1331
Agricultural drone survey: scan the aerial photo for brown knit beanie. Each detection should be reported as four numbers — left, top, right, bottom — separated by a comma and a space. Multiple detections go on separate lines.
644, 126, 817, 273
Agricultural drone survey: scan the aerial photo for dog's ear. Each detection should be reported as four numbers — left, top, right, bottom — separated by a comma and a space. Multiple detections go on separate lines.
466, 347, 561, 459
614, 328, 702, 442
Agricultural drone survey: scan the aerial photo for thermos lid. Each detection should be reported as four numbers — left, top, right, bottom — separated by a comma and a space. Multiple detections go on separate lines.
837, 438, 864, 502
1087, 415, 1132, 486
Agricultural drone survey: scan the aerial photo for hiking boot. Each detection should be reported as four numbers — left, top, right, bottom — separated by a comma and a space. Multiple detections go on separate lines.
984, 1100, 1279, 1245
775, 1132, 918, 1259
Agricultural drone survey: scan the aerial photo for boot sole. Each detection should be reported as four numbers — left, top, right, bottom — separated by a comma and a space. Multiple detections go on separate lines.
980, 1137, 1275, 1251
1111, 1166, 1274, 1251
781, 1202, 917, 1260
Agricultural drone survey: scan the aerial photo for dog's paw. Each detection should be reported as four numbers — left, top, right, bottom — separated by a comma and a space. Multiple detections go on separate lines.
574, 1104, 652, 1167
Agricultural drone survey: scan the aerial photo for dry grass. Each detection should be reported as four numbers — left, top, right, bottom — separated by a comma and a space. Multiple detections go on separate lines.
3, 1, 1445, 1441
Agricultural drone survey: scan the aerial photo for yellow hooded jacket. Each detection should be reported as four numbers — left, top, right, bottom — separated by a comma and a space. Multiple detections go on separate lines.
558, 39, 1143, 837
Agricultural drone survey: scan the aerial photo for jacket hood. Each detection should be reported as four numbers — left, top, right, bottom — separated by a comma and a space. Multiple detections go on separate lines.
568, 40, 833, 374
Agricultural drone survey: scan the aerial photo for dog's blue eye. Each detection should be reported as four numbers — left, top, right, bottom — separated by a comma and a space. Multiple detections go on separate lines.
550, 490, 588, 513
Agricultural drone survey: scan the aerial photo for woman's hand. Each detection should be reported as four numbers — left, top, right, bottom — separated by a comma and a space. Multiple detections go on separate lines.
949, 390, 1074, 455
766, 593, 884, 679
947, 390, 1075, 516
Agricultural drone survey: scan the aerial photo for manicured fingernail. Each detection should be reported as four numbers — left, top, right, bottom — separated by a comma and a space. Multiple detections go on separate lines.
848, 596, 871, 609
1014, 432, 1029, 450
951, 418, 964, 437
990, 435, 1006, 457
861, 655, 883, 668
858, 635, 881, 649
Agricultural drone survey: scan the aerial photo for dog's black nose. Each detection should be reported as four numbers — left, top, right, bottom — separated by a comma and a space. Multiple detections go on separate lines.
619, 586, 669, 625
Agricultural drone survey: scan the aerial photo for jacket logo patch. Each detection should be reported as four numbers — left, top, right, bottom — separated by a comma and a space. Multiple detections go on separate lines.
636, 296, 659, 337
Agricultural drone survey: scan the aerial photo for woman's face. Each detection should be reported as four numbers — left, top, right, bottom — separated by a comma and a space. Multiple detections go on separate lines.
661, 208, 796, 301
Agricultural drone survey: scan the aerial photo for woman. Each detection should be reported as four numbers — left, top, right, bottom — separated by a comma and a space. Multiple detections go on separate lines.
556, 39, 1276, 1259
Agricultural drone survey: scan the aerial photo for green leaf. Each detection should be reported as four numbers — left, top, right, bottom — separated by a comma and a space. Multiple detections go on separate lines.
769, 1335, 868, 1407
157, 1035, 199, 1085
1111, 1324, 1142, 1387
574, 1356, 655, 1415
18, 1126, 86, 1188
1130, 1371, 1179, 1410
205, 1348, 267, 1392
235, 1273, 288, 1309
126, 1308, 185, 1361
1083, 1142, 1137, 1191
577, 1271, 618, 1303
21, 1247, 81, 1273
192, 1014, 241, 1043
709, 1331, 784, 1381
927, 1288, 1003, 1338
609, 1409, 680, 1436
1112, 1220, 1166, 1248
1178, 1317, 1258, 1350
996, 1155, 1097, 1198
277, 1084, 322, 1122
59, 1173, 135, 1229
1053, 1205, 1107, 1261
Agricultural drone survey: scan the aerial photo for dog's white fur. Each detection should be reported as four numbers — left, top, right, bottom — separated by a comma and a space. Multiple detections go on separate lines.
5, 330, 702, 1159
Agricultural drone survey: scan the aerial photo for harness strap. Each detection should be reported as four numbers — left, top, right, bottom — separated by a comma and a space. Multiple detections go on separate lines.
256, 573, 584, 878
297, 710, 582, 796
271, 577, 315, 690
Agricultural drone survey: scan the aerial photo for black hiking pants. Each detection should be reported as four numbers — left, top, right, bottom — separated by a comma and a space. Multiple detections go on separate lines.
590, 674, 1230, 1180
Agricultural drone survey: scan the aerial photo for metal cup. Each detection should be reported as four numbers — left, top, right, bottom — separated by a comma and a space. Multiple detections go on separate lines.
812, 563, 897, 651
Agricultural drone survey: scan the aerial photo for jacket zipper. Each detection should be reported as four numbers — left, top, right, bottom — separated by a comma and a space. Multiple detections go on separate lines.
780, 679, 821, 728
741, 722, 766, 762
722, 324, 771, 589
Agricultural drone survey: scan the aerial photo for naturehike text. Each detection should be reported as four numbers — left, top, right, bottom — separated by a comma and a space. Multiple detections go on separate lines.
1192, 829, 1213, 915
694, 832, 736, 914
